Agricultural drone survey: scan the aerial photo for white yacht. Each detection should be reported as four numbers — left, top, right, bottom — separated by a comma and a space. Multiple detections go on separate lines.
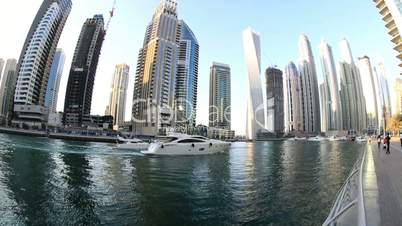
141, 135, 230, 156
307, 136, 327, 142
116, 137, 150, 151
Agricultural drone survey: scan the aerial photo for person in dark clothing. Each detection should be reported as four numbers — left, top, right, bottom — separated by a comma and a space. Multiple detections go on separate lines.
377, 135, 382, 149
386, 135, 391, 154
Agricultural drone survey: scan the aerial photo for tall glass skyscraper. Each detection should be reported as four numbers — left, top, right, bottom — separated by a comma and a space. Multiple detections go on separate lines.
63, 15, 106, 126
45, 48, 65, 113
13, 0, 72, 126
243, 27, 265, 140
339, 39, 367, 132
319, 40, 342, 131
283, 62, 303, 133
266, 67, 284, 134
106, 64, 130, 129
374, 63, 392, 132
0, 59, 4, 81
298, 34, 321, 133
132, 0, 180, 136
373, 0, 402, 74
209, 62, 231, 130
358, 56, 379, 133
0, 59, 17, 124
175, 20, 199, 129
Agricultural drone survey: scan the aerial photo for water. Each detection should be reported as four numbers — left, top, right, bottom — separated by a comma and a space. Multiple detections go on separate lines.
0, 133, 364, 226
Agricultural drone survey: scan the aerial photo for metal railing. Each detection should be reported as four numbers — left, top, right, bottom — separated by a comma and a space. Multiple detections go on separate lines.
323, 147, 367, 226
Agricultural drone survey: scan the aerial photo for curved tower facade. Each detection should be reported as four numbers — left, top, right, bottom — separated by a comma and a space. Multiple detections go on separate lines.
243, 27, 265, 140
319, 41, 342, 131
298, 34, 321, 133
284, 62, 303, 133
13, 0, 72, 126
358, 56, 379, 133
63, 15, 106, 127
339, 39, 367, 132
175, 20, 199, 129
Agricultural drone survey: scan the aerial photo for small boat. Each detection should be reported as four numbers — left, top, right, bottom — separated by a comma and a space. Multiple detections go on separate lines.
141, 134, 230, 156
355, 137, 367, 143
293, 137, 307, 141
116, 137, 150, 151
328, 136, 345, 141
307, 136, 327, 142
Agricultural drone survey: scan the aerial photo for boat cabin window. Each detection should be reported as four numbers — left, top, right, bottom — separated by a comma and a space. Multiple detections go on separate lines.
157, 137, 179, 143
191, 136, 208, 140
178, 139, 205, 143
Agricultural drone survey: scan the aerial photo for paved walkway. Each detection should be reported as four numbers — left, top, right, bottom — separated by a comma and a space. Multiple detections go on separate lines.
371, 141, 402, 225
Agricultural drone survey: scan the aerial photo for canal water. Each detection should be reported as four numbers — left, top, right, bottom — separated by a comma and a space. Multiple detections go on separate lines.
0, 133, 363, 226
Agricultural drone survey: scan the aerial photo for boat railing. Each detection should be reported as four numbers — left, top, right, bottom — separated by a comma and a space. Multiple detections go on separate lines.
323, 147, 367, 226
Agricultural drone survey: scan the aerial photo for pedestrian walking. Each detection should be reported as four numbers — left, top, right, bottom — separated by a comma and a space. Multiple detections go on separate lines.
386, 134, 391, 154
400, 132, 402, 147
377, 135, 382, 149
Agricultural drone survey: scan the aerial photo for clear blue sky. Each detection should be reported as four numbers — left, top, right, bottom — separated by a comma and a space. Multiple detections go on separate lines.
0, 0, 399, 135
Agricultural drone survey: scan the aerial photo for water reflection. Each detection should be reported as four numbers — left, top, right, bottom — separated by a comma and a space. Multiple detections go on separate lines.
0, 134, 362, 226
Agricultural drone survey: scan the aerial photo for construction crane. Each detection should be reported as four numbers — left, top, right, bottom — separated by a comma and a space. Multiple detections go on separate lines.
105, 0, 116, 33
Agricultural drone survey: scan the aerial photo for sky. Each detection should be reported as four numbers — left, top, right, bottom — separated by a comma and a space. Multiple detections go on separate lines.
0, 0, 399, 135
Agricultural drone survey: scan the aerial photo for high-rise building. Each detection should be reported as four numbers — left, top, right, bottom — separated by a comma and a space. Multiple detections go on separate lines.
243, 27, 265, 140
266, 67, 284, 134
373, 0, 402, 74
298, 34, 321, 133
63, 15, 106, 127
106, 64, 130, 129
0, 59, 4, 81
13, 0, 72, 126
0, 59, 17, 124
319, 40, 342, 131
45, 48, 65, 113
395, 78, 402, 115
377, 63, 392, 118
209, 62, 231, 130
175, 20, 199, 128
319, 83, 329, 132
132, 0, 180, 136
358, 56, 379, 133
338, 39, 367, 132
374, 63, 392, 132
283, 62, 303, 133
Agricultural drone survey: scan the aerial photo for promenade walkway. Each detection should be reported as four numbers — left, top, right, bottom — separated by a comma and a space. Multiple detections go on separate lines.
371, 140, 402, 225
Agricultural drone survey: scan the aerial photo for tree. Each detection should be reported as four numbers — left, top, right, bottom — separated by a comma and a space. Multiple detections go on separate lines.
387, 114, 402, 135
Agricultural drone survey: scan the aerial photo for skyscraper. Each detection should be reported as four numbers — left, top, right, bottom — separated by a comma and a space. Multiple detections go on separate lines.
106, 64, 130, 129
358, 56, 379, 133
63, 15, 106, 126
319, 40, 342, 131
374, 63, 392, 132
175, 20, 199, 128
266, 67, 284, 134
209, 62, 231, 130
395, 78, 402, 115
298, 34, 321, 133
339, 39, 367, 132
243, 27, 265, 140
45, 48, 65, 113
13, 0, 72, 126
0, 59, 4, 81
283, 62, 303, 133
373, 0, 402, 74
0, 59, 17, 124
319, 83, 329, 132
132, 0, 180, 136
377, 63, 392, 118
